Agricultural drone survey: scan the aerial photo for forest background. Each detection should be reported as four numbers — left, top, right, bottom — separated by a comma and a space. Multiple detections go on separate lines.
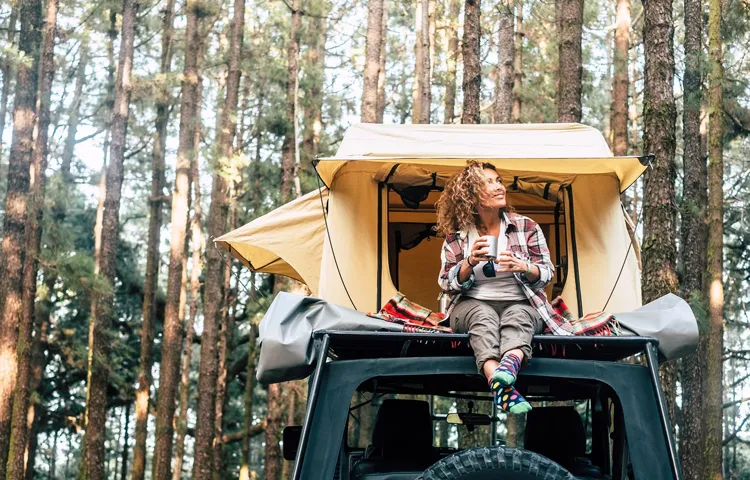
0, 0, 749, 476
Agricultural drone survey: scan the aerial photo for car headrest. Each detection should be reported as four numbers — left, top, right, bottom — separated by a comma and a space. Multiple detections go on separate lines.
372, 399, 433, 452
524, 406, 586, 464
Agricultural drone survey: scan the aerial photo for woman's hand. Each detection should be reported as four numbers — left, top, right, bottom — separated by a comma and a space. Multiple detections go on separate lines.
495, 251, 539, 281
468, 236, 491, 266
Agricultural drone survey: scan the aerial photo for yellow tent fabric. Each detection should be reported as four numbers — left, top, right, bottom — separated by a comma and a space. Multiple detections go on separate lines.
214, 188, 328, 295
316, 123, 647, 192
217, 123, 644, 316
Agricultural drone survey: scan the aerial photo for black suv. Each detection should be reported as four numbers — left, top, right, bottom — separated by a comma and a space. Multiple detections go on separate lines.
284, 331, 681, 480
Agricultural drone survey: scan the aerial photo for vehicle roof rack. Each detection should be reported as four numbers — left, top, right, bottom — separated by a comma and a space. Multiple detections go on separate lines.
315, 330, 659, 363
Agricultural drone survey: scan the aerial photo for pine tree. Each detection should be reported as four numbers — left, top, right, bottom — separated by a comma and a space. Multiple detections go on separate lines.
152, 0, 206, 476
678, 0, 707, 474
705, 0, 724, 472
131, 0, 175, 477
413, 0, 431, 123
362, 0, 384, 122
556, 0, 583, 122
494, 0, 514, 124
461, 0, 481, 124
0, 0, 42, 473
443, 0, 460, 124
6, 0, 57, 476
611, 0, 629, 156
0, 1, 19, 161
79, 0, 138, 476
642, 0, 679, 421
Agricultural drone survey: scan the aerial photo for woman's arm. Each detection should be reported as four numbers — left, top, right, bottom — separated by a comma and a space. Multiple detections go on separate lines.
438, 234, 476, 293
523, 223, 555, 290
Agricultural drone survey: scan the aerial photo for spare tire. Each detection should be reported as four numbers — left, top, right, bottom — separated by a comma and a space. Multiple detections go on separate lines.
417, 446, 576, 480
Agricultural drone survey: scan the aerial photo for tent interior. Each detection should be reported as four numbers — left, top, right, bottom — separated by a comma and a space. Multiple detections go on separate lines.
383, 167, 571, 313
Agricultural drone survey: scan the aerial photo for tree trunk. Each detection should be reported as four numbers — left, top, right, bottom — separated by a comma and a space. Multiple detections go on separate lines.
120, 404, 130, 480
611, 0, 629, 156
302, 12, 327, 164
79, 0, 137, 478
642, 0, 678, 423
705, 0, 724, 473
361, 0, 384, 123
6, 0, 56, 476
0, 0, 42, 472
375, 3, 387, 123
678, 0, 707, 474
152, 0, 205, 476
556, 0, 582, 122
192, 1, 243, 479
512, 0, 523, 123
61, 37, 88, 183
413, 0, 431, 124
493, 0, 514, 124
264, 384, 283, 480
213, 299, 233, 478
131, 2, 175, 478
443, 0, 460, 124
461, 0, 481, 124
0, 1, 19, 161
239, 324, 258, 480
280, 0, 300, 203
171, 218, 195, 480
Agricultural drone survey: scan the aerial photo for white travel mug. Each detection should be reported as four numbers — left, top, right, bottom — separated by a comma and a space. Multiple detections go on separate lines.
483, 236, 499, 260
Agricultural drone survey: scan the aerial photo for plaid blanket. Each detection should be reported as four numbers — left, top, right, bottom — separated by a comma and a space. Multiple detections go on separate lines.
550, 297, 621, 336
368, 293, 452, 333
369, 293, 619, 337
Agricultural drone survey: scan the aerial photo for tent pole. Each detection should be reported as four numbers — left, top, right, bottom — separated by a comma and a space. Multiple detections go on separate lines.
377, 182, 383, 310
566, 186, 584, 317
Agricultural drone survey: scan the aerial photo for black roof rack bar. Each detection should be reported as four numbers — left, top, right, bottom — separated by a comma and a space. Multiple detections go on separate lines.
314, 330, 659, 348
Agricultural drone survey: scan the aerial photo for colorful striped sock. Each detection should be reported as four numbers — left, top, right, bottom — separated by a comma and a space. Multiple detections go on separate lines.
491, 352, 522, 387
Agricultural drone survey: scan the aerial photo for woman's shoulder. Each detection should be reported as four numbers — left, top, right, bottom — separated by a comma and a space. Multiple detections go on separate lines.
507, 211, 537, 226
444, 231, 468, 243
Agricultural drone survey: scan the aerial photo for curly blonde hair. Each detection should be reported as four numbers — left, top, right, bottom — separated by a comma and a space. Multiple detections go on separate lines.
436, 161, 507, 236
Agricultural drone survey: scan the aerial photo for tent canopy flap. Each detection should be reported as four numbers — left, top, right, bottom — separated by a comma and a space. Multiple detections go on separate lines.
215, 188, 328, 295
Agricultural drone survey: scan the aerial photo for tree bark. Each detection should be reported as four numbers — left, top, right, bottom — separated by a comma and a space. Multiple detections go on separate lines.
172, 159, 205, 480
264, 384, 283, 480
443, 0, 460, 124
361, 0, 384, 123
191, 0, 243, 478
678, 0, 707, 475
302, 11, 327, 164
61, 37, 88, 183
280, 0, 300, 203
152, 0, 205, 476
120, 404, 130, 480
375, 4, 387, 123
512, 0, 523, 123
461, 0, 481, 124
705, 0, 724, 473
611, 0, 629, 156
413, 0, 431, 124
131, 2, 175, 479
556, 0, 582, 122
0, 1, 19, 161
239, 324, 258, 480
79, 0, 137, 478
642, 0, 678, 423
0, 0, 42, 473
5, 0, 56, 476
494, 0, 514, 124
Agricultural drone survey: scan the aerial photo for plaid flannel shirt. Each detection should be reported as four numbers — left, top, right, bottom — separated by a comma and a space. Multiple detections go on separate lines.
438, 211, 574, 336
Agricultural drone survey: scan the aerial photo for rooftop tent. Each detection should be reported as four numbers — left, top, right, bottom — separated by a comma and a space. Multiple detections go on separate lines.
214, 188, 328, 295
217, 123, 646, 317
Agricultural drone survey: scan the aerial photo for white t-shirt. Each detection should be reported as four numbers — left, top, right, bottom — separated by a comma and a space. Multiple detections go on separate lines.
465, 222, 527, 301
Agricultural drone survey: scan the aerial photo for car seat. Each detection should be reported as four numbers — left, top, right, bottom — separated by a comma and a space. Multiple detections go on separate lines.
524, 406, 606, 478
351, 399, 440, 479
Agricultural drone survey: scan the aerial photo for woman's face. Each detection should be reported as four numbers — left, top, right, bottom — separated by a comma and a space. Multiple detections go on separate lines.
478, 167, 507, 209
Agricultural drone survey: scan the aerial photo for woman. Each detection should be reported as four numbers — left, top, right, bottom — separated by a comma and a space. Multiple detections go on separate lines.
437, 162, 571, 414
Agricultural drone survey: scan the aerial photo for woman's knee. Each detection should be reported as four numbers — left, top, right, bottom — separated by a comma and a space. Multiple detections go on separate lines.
451, 299, 500, 332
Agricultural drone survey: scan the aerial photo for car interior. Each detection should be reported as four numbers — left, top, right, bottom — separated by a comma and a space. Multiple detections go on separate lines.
335, 374, 635, 480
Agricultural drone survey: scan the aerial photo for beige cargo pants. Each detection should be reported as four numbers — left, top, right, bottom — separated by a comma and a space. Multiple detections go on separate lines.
449, 298, 545, 374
